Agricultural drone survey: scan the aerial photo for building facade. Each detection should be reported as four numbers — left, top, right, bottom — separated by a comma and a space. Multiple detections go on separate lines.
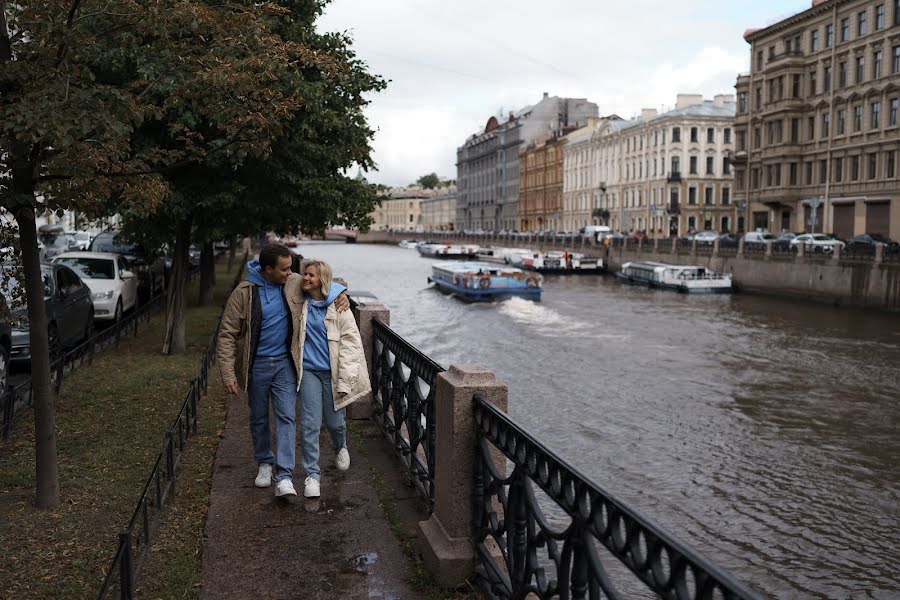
420, 189, 458, 231
518, 135, 567, 231
734, 0, 900, 238
456, 93, 599, 231
561, 120, 601, 231
587, 95, 737, 237
370, 191, 423, 232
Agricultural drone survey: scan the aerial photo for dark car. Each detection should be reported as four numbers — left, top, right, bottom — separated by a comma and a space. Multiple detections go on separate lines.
6, 264, 94, 364
846, 234, 899, 254
772, 232, 798, 251
0, 297, 11, 391
89, 231, 166, 301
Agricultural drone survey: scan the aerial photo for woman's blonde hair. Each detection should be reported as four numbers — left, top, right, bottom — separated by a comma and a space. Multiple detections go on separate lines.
300, 259, 333, 296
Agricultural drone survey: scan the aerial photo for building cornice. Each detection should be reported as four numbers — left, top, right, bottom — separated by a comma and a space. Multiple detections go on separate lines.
744, 0, 847, 44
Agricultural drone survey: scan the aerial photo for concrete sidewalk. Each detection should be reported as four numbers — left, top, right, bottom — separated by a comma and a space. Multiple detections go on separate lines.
199, 392, 428, 600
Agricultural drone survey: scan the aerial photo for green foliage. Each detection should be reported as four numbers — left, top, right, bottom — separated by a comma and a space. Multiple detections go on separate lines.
416, 173, 441, 189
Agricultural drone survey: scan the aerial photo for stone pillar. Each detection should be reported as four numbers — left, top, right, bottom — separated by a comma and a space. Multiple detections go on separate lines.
737, 238, 745, 257
418, 364, 508, 587
712, 239, 720, 256
691, 239, 698, 255
671, 238, 678, 255
765, 240, 773, 257
348, 303, 390, 420
796, 241, 805, 258
875, 243, 884, 264
653, 238, 659, 253
832, 243, 842, 261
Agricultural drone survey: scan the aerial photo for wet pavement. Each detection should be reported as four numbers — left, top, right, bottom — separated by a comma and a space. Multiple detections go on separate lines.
200, 391, 427, 600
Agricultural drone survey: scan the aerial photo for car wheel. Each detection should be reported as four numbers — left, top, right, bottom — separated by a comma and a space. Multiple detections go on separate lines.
0, 344, 9, 393
114, 299, 123, 324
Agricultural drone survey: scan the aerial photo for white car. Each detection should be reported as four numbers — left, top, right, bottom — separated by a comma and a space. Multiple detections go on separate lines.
52, 252, 139, 322
790, 233, 845, 254
693, 231, 720, 244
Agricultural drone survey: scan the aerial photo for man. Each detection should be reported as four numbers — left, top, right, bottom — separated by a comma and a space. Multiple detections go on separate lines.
217, 243, 348, 497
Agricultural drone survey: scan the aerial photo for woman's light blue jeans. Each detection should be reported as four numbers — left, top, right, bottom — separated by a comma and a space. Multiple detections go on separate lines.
247, 356, 297, 482
299, 369, 346, 481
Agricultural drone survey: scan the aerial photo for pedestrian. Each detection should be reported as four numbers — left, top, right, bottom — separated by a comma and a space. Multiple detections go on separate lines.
217, 244, 348, 498
296, 259, 370, 498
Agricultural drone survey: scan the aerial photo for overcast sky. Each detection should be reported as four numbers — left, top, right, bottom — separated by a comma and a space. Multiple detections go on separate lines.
318, 0, 812, 187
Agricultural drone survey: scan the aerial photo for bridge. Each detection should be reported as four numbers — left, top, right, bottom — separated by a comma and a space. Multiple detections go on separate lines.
323, 227, 359, 242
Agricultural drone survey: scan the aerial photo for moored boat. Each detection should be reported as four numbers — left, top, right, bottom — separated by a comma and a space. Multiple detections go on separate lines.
419, 244, 480, 259
427, 261, 542, 302
520, 250, 604, 274
615, 261, 732, 294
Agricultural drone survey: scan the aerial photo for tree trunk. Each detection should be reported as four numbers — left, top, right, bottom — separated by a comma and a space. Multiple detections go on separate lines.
227, 238, 236, 273
198, 240, 215, 306
16, 207, 60, 509
162, 217, 192, 354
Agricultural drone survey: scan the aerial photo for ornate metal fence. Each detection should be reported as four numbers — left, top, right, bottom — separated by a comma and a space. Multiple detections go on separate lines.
370, 318, 445, 512
472, 394, 762, 600
97, 257, 245, 599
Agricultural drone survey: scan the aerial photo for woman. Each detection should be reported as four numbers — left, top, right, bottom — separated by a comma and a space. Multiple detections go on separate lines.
297, 259, 371, 498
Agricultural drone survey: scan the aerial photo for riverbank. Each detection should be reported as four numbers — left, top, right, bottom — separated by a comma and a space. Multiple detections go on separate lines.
359, 231, 900, 312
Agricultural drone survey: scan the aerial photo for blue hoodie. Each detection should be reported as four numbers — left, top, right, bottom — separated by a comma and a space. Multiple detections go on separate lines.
303, 280, 347, 371
245, 260, 291, 358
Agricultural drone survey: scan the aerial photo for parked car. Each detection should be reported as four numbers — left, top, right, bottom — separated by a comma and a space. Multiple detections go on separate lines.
693, 231, 720, 245
742, 231, 777, 250
68, 230, 94, 251
38, 224, 77, 262
5, 263, 94, 364
790, 233, 845, 254
0, 297, 11, 392
89, 231, 165, 302
53, 252, 138, 323
846, 234, 899, 254
718, 233, 741, 245
772, 232, 798, 250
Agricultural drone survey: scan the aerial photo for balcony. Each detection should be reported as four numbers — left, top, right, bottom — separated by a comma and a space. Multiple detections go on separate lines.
667, 172, 682, 183
731, 150, 749, 164
766, 49, 805, 69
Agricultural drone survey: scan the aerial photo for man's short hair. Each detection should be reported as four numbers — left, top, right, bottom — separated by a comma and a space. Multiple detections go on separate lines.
259, 243, 292, 270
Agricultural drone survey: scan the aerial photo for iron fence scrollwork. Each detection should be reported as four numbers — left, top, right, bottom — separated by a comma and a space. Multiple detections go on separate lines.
370, 318, 445, 512
472, 393, 761, 600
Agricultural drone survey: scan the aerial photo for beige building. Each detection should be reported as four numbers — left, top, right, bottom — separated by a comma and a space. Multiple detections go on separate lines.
561, 120, 602, 231
370, 189, 423, 232
586, 95, 736, 237
518, 135, 567, 231
734, 0, 900, 238
420, 188, 457, 231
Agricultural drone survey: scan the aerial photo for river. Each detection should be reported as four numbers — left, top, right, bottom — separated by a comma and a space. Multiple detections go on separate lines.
299, 241, 900, 599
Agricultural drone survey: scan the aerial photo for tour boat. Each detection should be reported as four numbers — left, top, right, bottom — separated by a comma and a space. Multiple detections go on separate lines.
419, 244, 480, 259
398, 240, 420, 249
427, 261, 542, 302
519, 250, 605, 274
616, 261, 733, 294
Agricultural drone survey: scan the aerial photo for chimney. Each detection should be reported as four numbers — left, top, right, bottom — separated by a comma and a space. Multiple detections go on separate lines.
713, 94, 735, 106
641, 108, 658, 120
543, 92, 549, 99
675, 94, 704, 109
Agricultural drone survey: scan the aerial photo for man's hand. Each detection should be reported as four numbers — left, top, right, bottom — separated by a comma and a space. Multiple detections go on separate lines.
225, 381, 240, 395
334, 291, 350, 312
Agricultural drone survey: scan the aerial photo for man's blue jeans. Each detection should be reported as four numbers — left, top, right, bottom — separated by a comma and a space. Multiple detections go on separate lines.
299, 369, 346, 481
248, 356, 297, 482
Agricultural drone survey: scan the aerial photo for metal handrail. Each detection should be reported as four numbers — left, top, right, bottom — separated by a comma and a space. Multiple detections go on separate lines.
472, 394, 762, 599
370, 317, 445, 512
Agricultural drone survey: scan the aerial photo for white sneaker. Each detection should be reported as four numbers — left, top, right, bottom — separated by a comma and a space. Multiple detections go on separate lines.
335, 447, 350, 471
304, 476, 321, 498
275, 479, 297, 497
255, 464, 272, 488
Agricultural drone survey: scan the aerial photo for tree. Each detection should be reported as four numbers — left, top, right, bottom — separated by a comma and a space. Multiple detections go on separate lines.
416, 173, 441, 189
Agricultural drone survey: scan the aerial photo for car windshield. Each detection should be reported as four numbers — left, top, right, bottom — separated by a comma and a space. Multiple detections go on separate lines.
813, 235, 831, 241
93, 235, 140, 256
55, 257, 115, 280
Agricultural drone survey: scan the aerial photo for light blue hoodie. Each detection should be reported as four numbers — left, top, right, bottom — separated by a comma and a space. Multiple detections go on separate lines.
303, 281, 347, 371
245, 260, 290, 358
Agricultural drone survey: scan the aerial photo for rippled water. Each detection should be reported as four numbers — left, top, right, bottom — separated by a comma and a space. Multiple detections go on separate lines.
301, 241, 900, 598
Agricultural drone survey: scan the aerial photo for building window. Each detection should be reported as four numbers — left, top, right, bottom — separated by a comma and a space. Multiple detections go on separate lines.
755, 85, 762, 109
893, 46, 900, 73
851, 155, 860, 180
689, 156, 698, 174
722, 187, 730, 205
854, 105, 863, 131
791, 118, 800, 143
768, 45, 776, 60
736, 171, 745, 191
868, 153, 877, 179
705, 156, 714, 175
841, 18, 849, 42
875, 50, 883, 79
839, 61, 847, 87
707, 128, 715, 143
876, 4, 885, 29
832, 158, 841, 183
890, 98, 898, 125
690, 127, 698, 143
789, 162, 798, 185
822, 112, 830, 137
704, 186, 713, 205
896, 0, 900, 25
724, 128, 732, 144
688, 187, 697, 205
756, 50, 763, 71
809, 69, 817, 95
808, 116, 815, 141
805, 161, 813, 185
856, 56, 865, 83
766, 165, 773, 187
838, 109, 846, 134
887, 151, 896, 178
872, 101, 881, 129
751, 168, 759, 189
688, 216, 696, 230
826, 24, 834, 47
754, 126, 762, 148
858, 10, 867, 36
737, 130, 746, 151
791, 74, 800, 97
671, 156, 680, 173
810, 29, 819, 52
672, 127, 681, 142
738, 92, 748, 113
724, 157, 732, 175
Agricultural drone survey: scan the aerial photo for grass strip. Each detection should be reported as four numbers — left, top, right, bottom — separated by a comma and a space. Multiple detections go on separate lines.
0, 262, 235, 599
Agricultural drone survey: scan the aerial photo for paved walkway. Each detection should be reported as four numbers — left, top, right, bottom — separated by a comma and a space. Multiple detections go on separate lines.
200, 392, 428, 600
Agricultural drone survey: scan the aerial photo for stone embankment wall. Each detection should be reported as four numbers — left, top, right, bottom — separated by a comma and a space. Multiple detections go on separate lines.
358, 231, 900, 312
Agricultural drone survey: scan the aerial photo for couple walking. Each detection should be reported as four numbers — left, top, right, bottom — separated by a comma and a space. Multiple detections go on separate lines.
217, 243, 370, 498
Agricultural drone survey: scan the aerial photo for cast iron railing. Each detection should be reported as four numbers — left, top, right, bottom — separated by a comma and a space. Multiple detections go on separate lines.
97, 257, 245, 599
1, 293, 163, 439
370, 317, 445, 512
472, 394, 762, 600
